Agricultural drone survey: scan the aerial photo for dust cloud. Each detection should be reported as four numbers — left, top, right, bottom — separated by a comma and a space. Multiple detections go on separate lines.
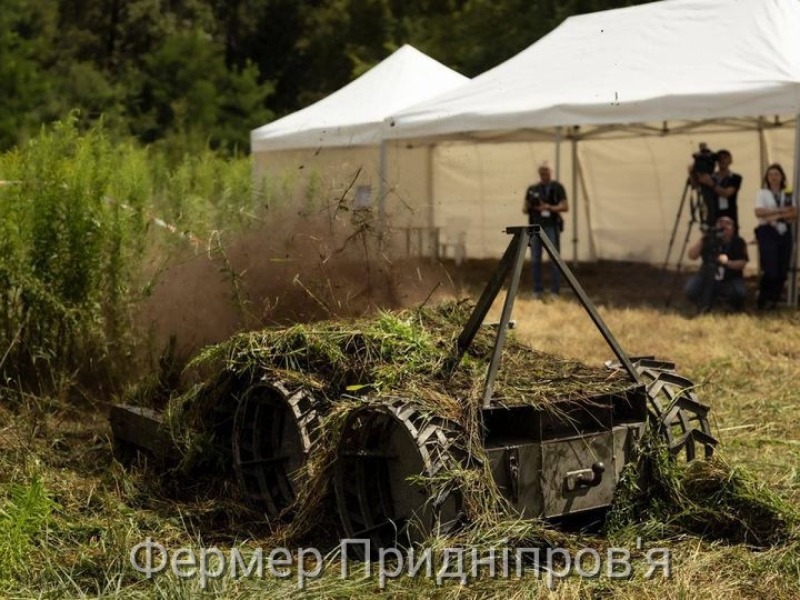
136, 210, 460, 358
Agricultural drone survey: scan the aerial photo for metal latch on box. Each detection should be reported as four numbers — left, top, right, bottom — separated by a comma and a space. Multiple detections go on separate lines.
564, 462, 606, 491
505, 447, 520, 504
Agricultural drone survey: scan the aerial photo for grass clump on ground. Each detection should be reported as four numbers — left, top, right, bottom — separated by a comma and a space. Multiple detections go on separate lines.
607, 430, 798, 549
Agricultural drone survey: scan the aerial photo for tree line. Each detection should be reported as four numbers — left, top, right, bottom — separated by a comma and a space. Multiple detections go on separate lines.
1, 0, 650, 156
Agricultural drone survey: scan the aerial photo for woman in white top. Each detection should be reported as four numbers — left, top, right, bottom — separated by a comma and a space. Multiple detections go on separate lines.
754, 163, 797, 309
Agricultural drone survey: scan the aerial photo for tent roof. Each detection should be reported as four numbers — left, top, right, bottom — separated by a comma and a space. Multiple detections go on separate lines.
251, 45, 468, 152
386, 0, 800, 141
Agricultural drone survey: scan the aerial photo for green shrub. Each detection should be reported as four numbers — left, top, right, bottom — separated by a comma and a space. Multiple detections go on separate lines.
0, 117, 149, 391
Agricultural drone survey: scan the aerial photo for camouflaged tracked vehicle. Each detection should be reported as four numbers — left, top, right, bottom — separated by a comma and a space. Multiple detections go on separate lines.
111, 225, 716, 551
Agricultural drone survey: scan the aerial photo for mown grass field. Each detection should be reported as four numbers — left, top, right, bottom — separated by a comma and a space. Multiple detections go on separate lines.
2, 286, 800, 599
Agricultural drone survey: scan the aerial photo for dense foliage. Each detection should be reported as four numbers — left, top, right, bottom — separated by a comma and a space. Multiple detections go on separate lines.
1, 0, 652, 155
0, 118, 261, 395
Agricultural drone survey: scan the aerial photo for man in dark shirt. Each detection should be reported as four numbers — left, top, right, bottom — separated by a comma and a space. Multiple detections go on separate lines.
684, 216, 749, 312
523, 162, 568, 298
694, 149, 743, 229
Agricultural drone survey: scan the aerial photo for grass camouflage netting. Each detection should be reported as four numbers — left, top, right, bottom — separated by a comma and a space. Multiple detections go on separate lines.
606, 431, 799, 548
124, 299, 798, 550
144, 299, 635, 542
165, 299, 635, 428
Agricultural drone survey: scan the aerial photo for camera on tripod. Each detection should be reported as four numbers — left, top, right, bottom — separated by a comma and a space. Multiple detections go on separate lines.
692, 142, 719, 176
690, 143, 720, 226
664, 144, 738, 310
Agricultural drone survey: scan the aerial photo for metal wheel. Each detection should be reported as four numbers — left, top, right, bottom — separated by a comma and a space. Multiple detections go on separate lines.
334, 399, 464, 555
232, 381, 320, 518
608, 357, 717, 461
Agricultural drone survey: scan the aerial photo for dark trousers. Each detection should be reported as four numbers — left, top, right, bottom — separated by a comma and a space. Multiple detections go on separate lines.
685, 273, 747, 311
530, 224, 560, 294
756, 225, 793, 305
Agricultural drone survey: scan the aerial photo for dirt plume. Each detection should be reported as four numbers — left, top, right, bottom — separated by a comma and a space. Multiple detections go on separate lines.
136, 211, 459, 359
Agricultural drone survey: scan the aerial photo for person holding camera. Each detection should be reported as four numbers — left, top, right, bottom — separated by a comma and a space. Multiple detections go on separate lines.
684, 216, 749, 313
693, 149, 742, 228
689, 147, 742, 228
754, 163, 797, 310
523, 161, 568, 298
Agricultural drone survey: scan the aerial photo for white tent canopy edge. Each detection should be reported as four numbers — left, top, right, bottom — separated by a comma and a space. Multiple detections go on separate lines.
249, 44, 470, 258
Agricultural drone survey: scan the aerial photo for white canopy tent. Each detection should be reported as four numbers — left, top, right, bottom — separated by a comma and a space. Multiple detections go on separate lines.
382, 0, 800, 299
250, 45, 469, 241
251, 44, 469, 151
386, 0, 800, 136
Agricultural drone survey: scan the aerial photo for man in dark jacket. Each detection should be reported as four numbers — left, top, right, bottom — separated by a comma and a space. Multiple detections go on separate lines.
523, 161, 568, 298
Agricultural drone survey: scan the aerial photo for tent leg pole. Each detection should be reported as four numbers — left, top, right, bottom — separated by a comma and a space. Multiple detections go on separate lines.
576, 148, 596, 260
377, 140, 388, 251
789, 115, 800, 307
571, 132, 579, 268
427, 146, 437, 260
555, 126, 562, 179
758, 117, 768, 175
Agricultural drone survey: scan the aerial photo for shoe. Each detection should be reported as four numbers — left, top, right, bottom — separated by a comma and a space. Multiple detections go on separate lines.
757, 301, 777, 312
533, 292, 543, 300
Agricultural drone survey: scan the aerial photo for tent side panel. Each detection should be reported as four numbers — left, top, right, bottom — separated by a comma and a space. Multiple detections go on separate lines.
252, 145, 433, 254
579, 127, 786, 268
430, 141, 591, 261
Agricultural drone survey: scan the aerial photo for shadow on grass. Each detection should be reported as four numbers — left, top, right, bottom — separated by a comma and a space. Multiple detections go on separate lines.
445, 258, 764, 316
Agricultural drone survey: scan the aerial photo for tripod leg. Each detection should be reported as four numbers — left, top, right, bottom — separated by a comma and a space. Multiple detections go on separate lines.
662, 179, 692, 274
675, 195, 699, 271
665, 222, 696, 306
697, 261, 717, 313
665, 190, 700, 307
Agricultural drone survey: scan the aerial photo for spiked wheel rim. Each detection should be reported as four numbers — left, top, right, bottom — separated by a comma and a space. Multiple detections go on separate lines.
334, 398, 464, 556
636, 364, 716, 461
232, 381, 320, 519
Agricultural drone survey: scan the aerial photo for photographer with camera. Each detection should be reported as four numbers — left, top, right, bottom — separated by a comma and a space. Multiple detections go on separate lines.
754, 163, 797, 310
684, 216, 749, 313
523, 161, 568, 299
694, 149, 742, 228
688, 146, 742, 228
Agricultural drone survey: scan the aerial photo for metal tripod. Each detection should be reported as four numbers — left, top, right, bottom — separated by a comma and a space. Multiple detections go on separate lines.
449, 225, 640, 404
663, 177, 715, 308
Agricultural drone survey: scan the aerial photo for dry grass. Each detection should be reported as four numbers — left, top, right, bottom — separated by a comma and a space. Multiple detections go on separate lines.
2, 288, 800, 598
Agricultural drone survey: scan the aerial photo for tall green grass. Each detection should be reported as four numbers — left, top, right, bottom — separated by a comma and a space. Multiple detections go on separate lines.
0, 117, 146, 392
0, 117, 264, 397
152, 147, 264, 240
0, 474, 58, 587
